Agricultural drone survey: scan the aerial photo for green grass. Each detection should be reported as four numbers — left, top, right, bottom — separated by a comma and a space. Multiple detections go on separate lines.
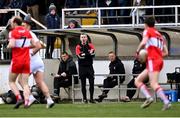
0, 102, 180, 117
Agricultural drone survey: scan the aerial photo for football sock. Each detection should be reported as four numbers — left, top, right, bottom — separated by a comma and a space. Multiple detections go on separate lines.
16, 94, 22, 101
139, 83, 151, 98
156, 87, 169, 104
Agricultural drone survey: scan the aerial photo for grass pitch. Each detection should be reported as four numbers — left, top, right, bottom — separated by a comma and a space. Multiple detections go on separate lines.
0, 102, 180, 117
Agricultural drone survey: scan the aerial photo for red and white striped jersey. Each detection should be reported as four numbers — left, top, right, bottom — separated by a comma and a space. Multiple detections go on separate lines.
9, 26, 32, 64
142, 27, 165, 59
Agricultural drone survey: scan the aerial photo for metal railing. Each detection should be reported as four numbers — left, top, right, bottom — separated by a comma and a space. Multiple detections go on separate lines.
0, 9, 47, 30
62, 5, 180, 29
71, 73, 178, 103
71, 74, 140, 103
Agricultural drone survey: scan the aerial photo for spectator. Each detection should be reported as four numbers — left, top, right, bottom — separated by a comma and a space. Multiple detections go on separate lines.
46, 0, 66, 16
8, 0, 26, 11
66, 19, 81, 55
0, 19, 12, 60
86, 0, 96, 8
86, 0, 97, 14
53, 52, 78, 98
98, 0, 117, 24
95, 51, 125, 102
45, 3, 60, 59
76, 33, 95, 103
0, 0, 6, 8
67, 19, 81, 29
65, 0, 80, 15
0, 0, 11, 26
117, 0, 131, 24
121, 59, 148, 102
26, 0, 40, 28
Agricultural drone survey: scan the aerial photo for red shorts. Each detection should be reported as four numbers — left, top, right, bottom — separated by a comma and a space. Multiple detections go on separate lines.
10, 60, 30, 74
146, 58, 163, 72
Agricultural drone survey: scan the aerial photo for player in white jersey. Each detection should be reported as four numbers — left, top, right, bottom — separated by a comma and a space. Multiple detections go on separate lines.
18, 14, 54, 108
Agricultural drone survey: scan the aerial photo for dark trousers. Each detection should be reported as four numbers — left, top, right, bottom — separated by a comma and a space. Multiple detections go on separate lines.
45, 36, 56, 58
53, 77, 71, 96
79, 66, 94, 100
66, 0, 80, 8
126, 77, 149, 99
102, 77, 118, 95
126, 78, 136, 99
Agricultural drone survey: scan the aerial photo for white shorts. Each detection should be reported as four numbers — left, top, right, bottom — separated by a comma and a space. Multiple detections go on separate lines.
31, 55, 44, 74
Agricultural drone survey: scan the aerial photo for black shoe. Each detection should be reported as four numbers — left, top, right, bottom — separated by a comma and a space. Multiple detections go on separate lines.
52, 93, 59, 98
14, 99, 24, 109
95, 98, 103, 103
82, 99, 88, 104
98, 93, 107, 99
89, 99, 96, 103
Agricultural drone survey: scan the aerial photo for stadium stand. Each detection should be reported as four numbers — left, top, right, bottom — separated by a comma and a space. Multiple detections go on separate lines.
1, 4, 180, 102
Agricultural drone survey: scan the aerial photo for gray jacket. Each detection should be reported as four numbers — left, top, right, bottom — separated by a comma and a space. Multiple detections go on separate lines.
0, 29, 9, 44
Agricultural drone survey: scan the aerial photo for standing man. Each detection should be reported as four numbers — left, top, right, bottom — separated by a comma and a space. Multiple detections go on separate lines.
7, 16, 38, 108
135, 17, 170, 111
95, 51, 125, 102
76, 33, 95, 103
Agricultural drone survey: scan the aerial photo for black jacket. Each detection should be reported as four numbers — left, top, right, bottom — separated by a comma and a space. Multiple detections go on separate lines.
57, 56, 78, 84
108, 57, 125, 83
132, 59, 146, 75
45, 13, 60, 29
76, 43, 95, 67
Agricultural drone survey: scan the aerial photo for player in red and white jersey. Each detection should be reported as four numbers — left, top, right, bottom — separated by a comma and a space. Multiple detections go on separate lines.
135, 17, 171, 111
18, 15, 54, 108
7, 16, 38, 109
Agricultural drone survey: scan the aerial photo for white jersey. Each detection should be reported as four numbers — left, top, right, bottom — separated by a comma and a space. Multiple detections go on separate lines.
30, 31, 44, 73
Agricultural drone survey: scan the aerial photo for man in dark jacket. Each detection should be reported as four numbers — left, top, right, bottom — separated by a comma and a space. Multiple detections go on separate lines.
53, 52, 78, 98
45, 3, 60, 59
96, 51, 125, 102
121, 59, 147, 102
76, 33, 95, 103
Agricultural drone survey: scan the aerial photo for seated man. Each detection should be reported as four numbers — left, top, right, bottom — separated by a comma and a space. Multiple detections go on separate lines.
96, 51, 125, 102
121, 59, 148, 102
53, 52, 78, 98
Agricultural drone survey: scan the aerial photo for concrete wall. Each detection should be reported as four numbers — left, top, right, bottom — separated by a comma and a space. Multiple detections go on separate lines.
0, 59, 180, 100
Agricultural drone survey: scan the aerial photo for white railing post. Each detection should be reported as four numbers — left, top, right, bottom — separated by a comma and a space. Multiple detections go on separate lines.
17, 9, 47, 29
136, 8, 139, 26
98, 8, 101, 28
62, 9, 65, 29
117, 76, 120, 102
14, 9, 18, 16
132, 9, 135, 27
175, 6, 178, 26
